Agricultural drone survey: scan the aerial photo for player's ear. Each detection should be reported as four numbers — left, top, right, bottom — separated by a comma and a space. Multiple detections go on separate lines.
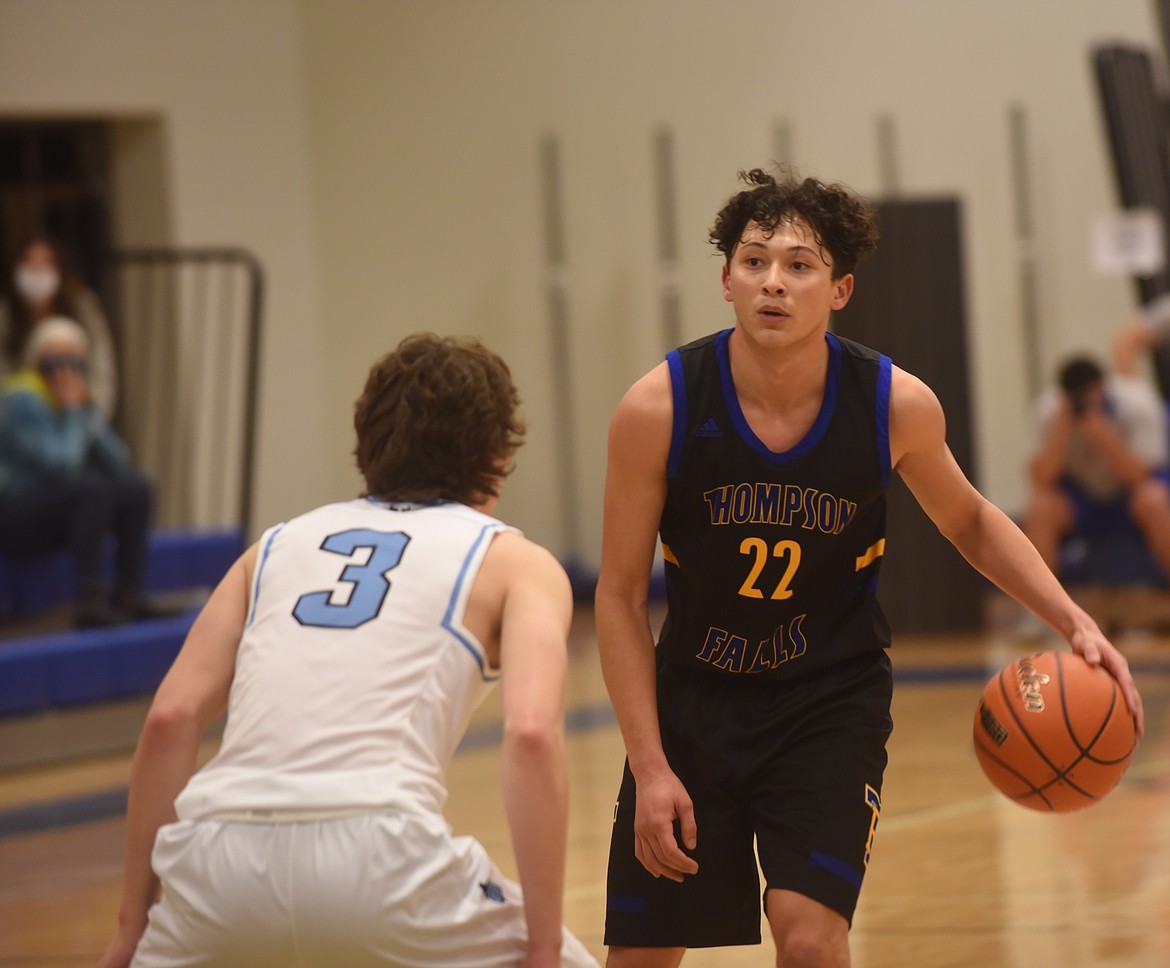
830, 273, 854, 310
721, 262, 733, 302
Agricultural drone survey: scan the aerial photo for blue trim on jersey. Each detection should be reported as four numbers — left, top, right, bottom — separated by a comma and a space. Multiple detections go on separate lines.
245, 524, 285, 628
666, 348, 687, 481
607, 895, 647, 913
876, 354, 893, 486
442, 522, 503, 682
715, 328, 843, 464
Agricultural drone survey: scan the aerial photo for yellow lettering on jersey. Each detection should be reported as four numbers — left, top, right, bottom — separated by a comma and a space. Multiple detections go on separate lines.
800, 487, 819, 530
711, 633, 748, 672
696, 615, 809, 674
704, 482, 858, 535
745, 632, 777, 673
786, 613, 808, 660
696, 626, 730, 663
752, 483, 782, 524
737, 537, 801, 600
863, 784, 882, 866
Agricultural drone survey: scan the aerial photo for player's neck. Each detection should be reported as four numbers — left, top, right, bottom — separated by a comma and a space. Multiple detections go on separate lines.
727, 328, 829, 452
470, 494, 500, 516
728, 326, 829, 414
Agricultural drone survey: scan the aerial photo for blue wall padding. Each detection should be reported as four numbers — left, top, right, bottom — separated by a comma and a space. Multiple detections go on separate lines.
0, 528, 241, 717
4, 555, 73, 616
142, 530, 242, 594
0, 528, 242, 619
0, 609, 197, 716
1061, 525, 1167, 587
0, 640, 51, 714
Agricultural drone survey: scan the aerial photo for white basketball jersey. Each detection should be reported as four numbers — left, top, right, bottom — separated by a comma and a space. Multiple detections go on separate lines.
175, 498, 516, 821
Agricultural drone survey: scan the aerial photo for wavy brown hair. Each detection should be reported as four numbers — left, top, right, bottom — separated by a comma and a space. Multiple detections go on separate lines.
353, 332, 526, 505
709, 168, 879, 278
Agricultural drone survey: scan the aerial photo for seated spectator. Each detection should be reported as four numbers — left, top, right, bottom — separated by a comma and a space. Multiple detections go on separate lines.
0, 234, 118, 419
1023, 353, 1170, 583
0, 317, 154, 628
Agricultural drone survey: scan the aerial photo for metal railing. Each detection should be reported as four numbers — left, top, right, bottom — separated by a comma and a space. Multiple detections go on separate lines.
106, 247, 264, 537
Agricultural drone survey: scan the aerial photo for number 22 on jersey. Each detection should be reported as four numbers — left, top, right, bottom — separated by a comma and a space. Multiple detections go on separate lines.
738, 536, 801, 600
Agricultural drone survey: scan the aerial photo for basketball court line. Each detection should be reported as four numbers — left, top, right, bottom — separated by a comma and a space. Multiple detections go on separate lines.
0, 787, 127, 839
2, 659, 1167, 840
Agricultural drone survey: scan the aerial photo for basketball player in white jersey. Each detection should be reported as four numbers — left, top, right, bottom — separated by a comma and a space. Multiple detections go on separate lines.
99, 333, 598, 967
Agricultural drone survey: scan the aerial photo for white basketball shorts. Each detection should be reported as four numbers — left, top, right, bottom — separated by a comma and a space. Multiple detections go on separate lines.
130, 811, 597, 967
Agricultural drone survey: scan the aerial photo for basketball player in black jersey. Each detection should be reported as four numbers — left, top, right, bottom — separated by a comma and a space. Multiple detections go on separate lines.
596, 168, 1145, 967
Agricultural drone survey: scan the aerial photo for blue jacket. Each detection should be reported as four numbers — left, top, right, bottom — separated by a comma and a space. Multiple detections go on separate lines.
0, 370, 131, 497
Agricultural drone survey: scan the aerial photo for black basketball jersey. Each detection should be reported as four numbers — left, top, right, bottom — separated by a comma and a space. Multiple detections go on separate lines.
657, 327, 892, 681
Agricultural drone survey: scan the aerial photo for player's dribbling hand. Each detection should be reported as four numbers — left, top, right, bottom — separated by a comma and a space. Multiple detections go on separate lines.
1068, 624, 1145, 738
633, 767, 699, 882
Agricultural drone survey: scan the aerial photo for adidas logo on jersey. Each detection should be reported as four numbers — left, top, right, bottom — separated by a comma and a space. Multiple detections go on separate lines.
693, 418, 722, 438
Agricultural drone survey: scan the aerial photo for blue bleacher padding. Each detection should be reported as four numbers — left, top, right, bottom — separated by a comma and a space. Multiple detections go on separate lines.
0, 556, 10, 617
1061, 524, 1168, 587
108, 617, 199, 695
0, 527, 243, 620
0, 640, 51, 714
142, 529, 243, 594
4, 554, 73, 616
0, 528, 241, 718
0, 609, 197, 717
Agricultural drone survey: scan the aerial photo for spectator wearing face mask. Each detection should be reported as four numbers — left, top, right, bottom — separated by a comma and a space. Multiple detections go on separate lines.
0, 234, 119, 420
0, 316, 154, 628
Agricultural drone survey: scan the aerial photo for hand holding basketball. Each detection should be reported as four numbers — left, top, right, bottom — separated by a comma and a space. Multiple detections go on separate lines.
972, 650, 1138, 812
1066, 621, 1145, 737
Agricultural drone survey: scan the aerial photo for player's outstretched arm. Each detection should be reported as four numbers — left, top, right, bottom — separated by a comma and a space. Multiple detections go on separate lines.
889, 367, 1145, 737
98, 546, 256, 968
596, 364, 698, 882
492, 534, 575, 967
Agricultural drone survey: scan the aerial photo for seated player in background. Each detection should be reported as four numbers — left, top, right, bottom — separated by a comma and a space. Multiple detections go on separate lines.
0, 316, 154, 627
1023, 352, 1170, 584
98, 332, 598, 968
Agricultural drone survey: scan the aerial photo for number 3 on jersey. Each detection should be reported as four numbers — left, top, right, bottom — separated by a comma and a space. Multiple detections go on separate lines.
293, 529, 411, 629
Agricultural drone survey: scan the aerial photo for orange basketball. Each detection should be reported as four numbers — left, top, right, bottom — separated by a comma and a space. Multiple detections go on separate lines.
972, 650, 1136, 812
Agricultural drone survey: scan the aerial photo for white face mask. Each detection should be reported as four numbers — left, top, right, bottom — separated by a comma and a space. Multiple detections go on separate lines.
14, 265, 61, 305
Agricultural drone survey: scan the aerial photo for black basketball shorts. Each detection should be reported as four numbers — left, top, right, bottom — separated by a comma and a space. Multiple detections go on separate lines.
604, 650, 893, 949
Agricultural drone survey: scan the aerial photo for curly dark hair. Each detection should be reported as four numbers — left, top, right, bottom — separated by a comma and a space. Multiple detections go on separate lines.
353, 332, 526, 505
709, 168, 879, 278
1058, 356, 1104, 396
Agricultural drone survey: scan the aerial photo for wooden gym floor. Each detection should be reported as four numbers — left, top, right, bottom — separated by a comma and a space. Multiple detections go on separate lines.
1, 604, 1168, 967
